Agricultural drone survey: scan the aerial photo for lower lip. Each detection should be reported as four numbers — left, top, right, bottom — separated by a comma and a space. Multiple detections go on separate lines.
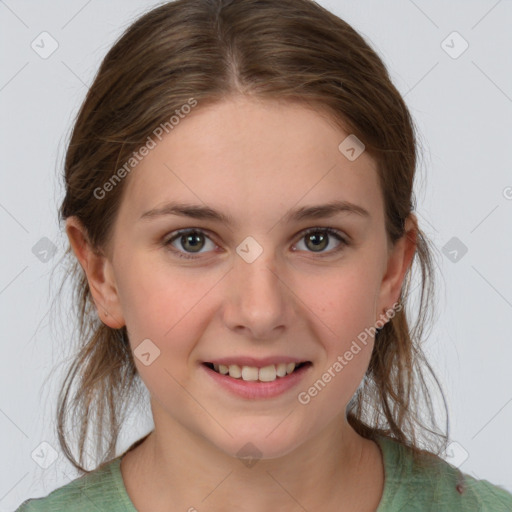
201, 363, 312, 400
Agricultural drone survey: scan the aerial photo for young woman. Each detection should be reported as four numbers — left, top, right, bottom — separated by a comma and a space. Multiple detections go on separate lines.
16, 0, 512, 510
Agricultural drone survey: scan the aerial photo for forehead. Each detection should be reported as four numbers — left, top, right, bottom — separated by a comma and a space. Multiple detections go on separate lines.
117, 97, 383, 228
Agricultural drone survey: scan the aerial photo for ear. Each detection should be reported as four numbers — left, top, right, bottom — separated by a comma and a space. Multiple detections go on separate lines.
65, 216, 125, 329
375, 213, 418, 324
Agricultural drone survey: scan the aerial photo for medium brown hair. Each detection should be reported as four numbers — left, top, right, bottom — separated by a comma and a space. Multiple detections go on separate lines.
55, 0, 449, 473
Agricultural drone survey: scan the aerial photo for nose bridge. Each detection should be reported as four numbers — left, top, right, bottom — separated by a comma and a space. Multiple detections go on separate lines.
235, 240, 283, 305
224, 236, 289, 336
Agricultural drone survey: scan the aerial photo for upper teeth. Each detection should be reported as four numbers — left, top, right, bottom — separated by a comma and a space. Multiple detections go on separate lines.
212, 363, 298, 382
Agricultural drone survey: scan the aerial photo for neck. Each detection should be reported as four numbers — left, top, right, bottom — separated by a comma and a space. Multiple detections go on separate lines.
121, 411, 384, 512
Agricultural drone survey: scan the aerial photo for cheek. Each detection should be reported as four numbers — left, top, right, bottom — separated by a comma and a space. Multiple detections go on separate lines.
292, 267, 379, 416
116, 256, 224, 360
296, 259, 381, 347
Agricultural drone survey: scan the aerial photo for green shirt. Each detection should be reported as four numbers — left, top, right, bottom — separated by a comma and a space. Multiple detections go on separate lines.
15, 435, 512, 511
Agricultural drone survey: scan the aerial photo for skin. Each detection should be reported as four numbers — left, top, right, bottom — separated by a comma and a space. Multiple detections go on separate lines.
66, 95, 418, 512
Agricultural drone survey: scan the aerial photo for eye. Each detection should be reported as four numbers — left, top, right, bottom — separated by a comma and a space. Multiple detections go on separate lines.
163, 227, 349, 260
293, 227, 348, 256
163, 229, 217, 259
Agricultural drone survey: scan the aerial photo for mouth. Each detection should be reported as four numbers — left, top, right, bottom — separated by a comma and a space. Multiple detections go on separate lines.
202, 361, 312, 383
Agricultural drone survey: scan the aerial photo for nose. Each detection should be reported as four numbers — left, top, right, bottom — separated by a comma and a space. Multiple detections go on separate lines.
221, 249, 291, 340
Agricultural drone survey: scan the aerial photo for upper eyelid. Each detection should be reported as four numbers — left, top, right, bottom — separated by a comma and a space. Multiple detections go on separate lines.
165, 227, 218, 244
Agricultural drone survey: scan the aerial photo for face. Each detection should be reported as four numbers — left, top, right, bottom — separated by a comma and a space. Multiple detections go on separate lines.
69, 96, 414, 461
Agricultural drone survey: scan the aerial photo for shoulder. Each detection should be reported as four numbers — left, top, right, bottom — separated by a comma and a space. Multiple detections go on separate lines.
14, 457, 133, 512
407, 457, 512, 511
462, 475, 512, 511
375, 435, 512, 511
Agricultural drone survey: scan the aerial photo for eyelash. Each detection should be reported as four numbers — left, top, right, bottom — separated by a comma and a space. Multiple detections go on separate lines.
162, 227, 349, 260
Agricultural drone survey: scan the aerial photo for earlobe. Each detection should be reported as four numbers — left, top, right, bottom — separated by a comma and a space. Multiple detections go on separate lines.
65, 216, 125, 329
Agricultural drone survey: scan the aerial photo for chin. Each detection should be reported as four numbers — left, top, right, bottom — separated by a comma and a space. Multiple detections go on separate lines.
206, 416, 309, 462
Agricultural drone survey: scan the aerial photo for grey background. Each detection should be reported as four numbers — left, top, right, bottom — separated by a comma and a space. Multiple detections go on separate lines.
1, 0, 511, 509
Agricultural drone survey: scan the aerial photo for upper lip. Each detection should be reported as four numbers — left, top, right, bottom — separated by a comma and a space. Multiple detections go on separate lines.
204, 356, 310, 367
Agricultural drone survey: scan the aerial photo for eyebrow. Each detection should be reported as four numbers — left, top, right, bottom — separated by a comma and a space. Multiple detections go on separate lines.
139, 200, 370, 226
